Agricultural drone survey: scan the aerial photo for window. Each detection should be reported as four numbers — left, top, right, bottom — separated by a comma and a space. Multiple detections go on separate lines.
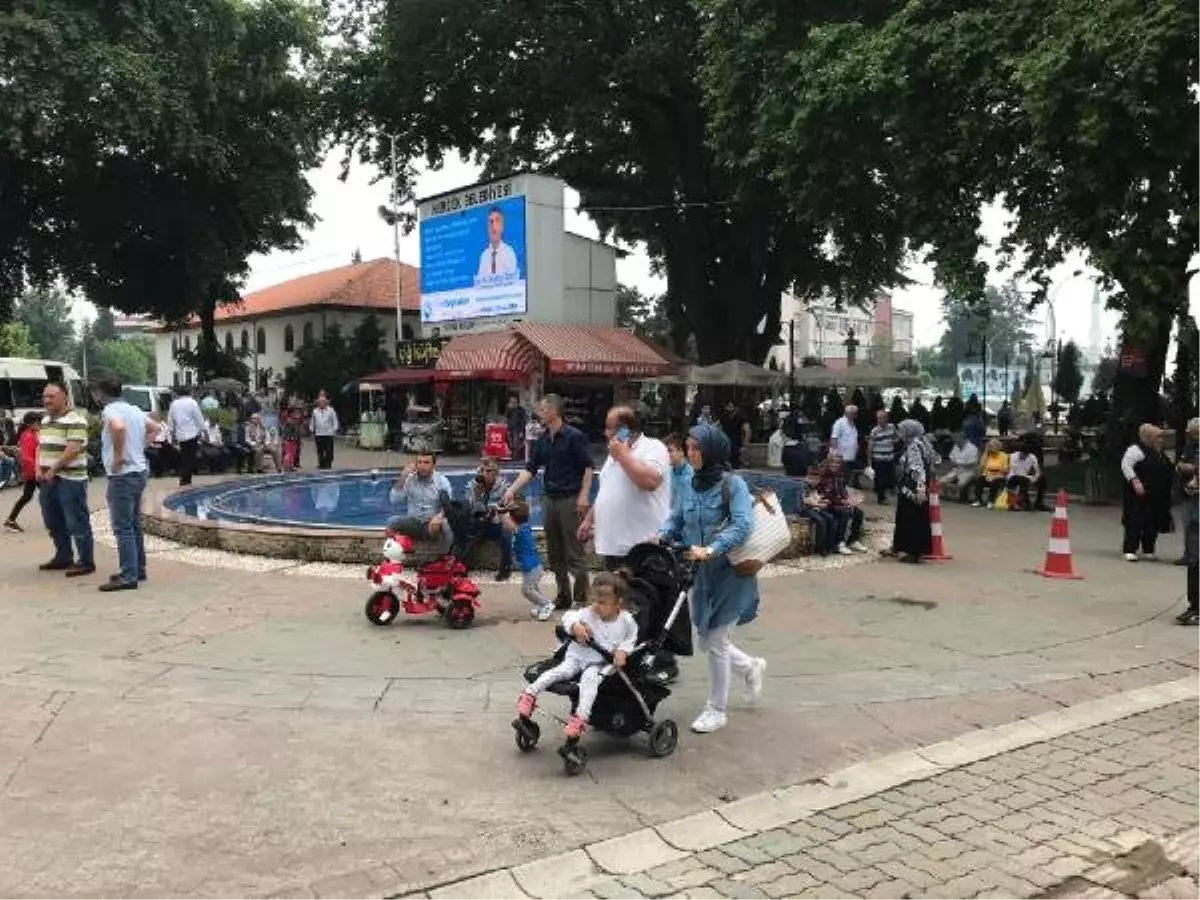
184, 336, 191, 351
256, 327, 266, 354
240, 329, 249, 351
302, 322, 314, 347
121, 387, 153, 412
171, 337, 178, 356
173, 371, 180, 388
185, 370, 193, 387
284, 324, 295, 352
224, 332, 234, 353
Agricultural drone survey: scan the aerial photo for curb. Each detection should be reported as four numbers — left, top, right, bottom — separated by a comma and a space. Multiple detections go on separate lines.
384, 677, 1197, 900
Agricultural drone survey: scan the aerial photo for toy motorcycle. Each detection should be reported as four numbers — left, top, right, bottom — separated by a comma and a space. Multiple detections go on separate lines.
364, 534, 481, 629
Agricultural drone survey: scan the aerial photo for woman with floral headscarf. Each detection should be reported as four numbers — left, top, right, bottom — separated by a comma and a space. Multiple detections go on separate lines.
888, 419, 936, 563
1120, 423, 1174, 562
660, 423, 766, 734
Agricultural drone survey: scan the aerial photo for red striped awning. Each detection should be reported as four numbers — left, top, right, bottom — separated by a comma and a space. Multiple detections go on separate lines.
514, 324, 675, 378
433, 330, 540, 382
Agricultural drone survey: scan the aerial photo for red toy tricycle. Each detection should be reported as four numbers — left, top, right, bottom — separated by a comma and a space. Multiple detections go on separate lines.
364, 534, 481, 629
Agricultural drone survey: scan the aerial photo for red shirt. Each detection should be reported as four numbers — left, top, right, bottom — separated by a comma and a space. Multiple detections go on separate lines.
17, 428, 38, 481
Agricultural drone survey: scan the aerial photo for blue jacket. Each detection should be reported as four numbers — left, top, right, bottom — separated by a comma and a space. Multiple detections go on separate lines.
660, 472, 759, 633
669, 461, 694, 510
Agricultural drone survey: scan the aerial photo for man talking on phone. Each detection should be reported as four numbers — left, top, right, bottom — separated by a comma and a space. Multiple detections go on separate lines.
580, 406, 675, 677
579, 406, 671, 571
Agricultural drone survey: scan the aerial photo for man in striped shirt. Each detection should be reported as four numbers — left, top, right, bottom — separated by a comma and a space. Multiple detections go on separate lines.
37, 382, 95, 577
867, 409, 898, 504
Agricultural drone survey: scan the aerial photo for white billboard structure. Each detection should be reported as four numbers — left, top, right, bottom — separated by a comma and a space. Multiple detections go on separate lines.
416, 174, 616, 335
957, 363, 1024, 405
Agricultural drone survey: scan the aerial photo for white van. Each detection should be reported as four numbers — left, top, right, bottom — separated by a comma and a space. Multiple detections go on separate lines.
120, 384, 175, 418
0, 358, 85, 419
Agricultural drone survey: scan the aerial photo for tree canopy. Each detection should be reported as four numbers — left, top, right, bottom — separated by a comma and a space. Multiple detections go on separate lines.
700, 0, 1196, 431
1, 0, 324, 376
323, 0, 904, 364
616, 285, 672, 351
936, 283, 1036, 379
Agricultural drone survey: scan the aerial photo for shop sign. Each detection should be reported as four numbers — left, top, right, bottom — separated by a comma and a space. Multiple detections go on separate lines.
1118, 343, 1147, 377
549, 360, 667, 377
395, 337, 448, 368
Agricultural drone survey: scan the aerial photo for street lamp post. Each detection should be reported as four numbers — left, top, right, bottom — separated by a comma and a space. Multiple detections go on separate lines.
377, 135, 406, 354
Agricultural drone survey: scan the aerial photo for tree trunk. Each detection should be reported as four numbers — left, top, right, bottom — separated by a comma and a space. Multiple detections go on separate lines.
197, 296, 218, 382
1104, 314, 1173, 470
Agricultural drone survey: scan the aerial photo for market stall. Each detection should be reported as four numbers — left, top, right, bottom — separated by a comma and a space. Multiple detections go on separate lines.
432, 323, 677, 447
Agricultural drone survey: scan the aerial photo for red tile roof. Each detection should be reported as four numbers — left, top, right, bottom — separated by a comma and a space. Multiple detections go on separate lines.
514, 323, 674, 377
161, 258, 419, 328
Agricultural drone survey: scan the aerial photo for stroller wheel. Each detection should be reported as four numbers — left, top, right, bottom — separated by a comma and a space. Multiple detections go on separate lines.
446, 600, 475, 629
558, 742, 588, 776
364, 591, 400, 626
513, 718, 540, 752
648, 719, 679, 758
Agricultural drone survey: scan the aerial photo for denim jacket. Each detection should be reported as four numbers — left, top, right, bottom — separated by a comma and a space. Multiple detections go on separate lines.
660, 472, 759, 633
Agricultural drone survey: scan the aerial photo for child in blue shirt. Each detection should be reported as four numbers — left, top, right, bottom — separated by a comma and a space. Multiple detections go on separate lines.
500, 500, 555, 621
665, 433, 694, 509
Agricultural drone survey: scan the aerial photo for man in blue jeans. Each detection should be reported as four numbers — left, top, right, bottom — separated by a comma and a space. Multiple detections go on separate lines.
93, 378, 152, 592
37, 382, 95, 578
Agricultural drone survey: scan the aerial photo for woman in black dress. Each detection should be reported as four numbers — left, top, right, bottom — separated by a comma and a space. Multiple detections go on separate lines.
890, 419, 936, 563
1119, 424, 1174, 562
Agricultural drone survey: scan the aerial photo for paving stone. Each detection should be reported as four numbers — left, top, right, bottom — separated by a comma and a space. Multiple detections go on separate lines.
744, 827, 814, 858
937, 873, 999, 898
736, 861, 794, 886
804, 813, 856, 837
847, 810, 893, 829
861, 879, 919, 898
757, 872, 817, 899
647, 858, 722, 891
429, 871, 530, 899
875, 860, 939, 889
1044, 854, 1094, 880
1139, 875, 1200, 899
804, 844, 863, 874
588, 829, 689, 876
693, 849, 750, 876
512, 850, 601, 899
853, 842, 907, 866
828, 867, 889, 894
658, 811, 748, 852
590, 878, 638, 900
707, 879, 765, 899
960, 824, 1036, 854
783, 856, 843, 885
618, 873, 675, 898
795, 885, 845, 899
719, 839, 777, 866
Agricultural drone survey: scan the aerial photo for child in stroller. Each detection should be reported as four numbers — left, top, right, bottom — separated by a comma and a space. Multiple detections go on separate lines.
513, 543, 696, 775
516, 573, 636, 740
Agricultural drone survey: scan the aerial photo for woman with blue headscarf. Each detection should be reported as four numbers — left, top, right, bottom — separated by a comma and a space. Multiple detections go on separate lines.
660, 423, 766, 734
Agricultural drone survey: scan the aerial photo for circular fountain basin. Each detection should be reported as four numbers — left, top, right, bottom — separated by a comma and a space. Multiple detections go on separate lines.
145, 467, 807, 564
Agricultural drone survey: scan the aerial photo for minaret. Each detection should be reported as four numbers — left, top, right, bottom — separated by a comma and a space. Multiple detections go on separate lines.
1088, 283, 1102, 362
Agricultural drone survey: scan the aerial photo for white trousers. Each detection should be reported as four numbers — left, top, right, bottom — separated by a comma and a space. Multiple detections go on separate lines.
526, 658, 604, 720
696, 624, 754, 713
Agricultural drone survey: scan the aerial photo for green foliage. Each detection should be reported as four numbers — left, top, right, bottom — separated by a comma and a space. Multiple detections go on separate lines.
91, 307, 117, 342
0, 323, 39, 357
13, 287, 74, 360
938, 284, 1036, 378
1169, 316, 1199, 432
1091, 357, 1118, 398
699, 0, 1196, 435
89, 337, 156, 386
348, 315, 390, 378
323, 0, 899, 364
173, 338, 249, 385
1054, 341, 1085, 405
1, 0, 324, 367
616, 286, 671, 348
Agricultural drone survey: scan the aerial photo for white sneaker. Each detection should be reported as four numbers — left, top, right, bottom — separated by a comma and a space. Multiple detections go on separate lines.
837, 542, 853, 555
1124, 553, 1138, 562
971, 501, 982, 508
986, 502, 994, 509
533, 603, 555, 621
849, 541, 868, 553
690, 707, 728, 733
745, 657, 767, 703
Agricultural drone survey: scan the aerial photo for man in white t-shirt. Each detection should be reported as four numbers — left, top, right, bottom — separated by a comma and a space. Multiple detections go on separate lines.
578, 406, 671, 570
830, 405, 860, 464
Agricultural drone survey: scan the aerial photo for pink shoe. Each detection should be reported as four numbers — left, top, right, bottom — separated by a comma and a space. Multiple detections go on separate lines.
564, 714, 588, 739
515, 692, 536, 719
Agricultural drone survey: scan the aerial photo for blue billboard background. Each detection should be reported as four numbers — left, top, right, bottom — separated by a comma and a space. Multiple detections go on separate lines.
419, 195, 528, 324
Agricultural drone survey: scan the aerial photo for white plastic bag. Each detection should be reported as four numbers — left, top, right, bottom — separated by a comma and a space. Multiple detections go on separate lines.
728, 490, 792, 575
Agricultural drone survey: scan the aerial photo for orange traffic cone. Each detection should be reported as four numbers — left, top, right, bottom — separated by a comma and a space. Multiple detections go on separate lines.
925, 478, 953, 561
1035, 489, 1083, 579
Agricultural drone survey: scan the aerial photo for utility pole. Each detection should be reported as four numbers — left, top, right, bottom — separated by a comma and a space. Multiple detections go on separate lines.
788, 318, 796, 403
390, 135, 403, 351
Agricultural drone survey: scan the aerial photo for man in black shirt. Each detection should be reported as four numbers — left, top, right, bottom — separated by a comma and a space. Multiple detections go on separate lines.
504, 394, 594, 608
721, 402, 750, 469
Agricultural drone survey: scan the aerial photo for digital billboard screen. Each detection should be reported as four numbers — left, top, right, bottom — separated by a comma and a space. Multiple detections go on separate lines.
419, 191, 528, 324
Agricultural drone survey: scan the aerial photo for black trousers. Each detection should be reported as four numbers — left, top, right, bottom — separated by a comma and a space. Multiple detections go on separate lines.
315, 435, 335, 470
177, 438, 198, 486
7, 479, 37, 523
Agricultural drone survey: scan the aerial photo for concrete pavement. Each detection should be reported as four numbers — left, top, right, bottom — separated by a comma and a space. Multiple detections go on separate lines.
0, 465, 1195, 897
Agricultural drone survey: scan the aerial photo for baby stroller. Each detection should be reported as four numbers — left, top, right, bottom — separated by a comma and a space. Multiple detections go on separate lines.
514, 541, 696, 775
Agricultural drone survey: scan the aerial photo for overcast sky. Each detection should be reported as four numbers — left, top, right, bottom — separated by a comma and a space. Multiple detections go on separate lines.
241, 151, 1144, 353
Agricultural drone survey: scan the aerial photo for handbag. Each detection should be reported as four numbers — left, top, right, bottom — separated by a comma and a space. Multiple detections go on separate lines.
994, 489, 1009, 510
720, 475, 792, 576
